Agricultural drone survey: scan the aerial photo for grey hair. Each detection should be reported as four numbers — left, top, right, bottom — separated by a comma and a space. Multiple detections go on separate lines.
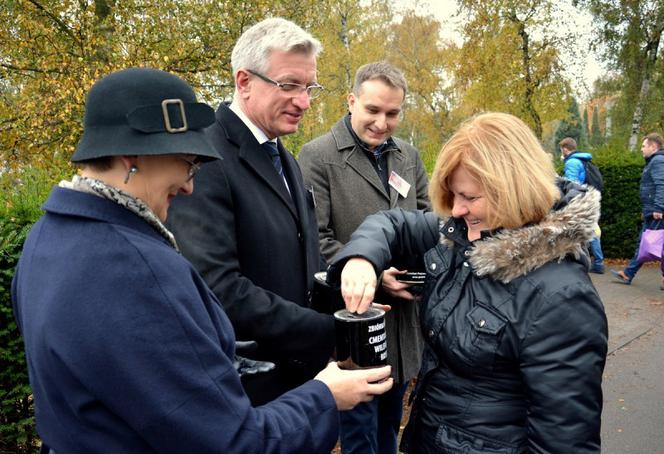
352, 61, 408, 98
231, 17, 322, 76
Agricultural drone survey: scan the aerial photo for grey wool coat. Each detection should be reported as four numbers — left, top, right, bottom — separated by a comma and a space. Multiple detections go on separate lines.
299, 117, 431, 383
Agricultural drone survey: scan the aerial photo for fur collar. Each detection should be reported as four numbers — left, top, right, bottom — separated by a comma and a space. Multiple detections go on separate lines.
446, 186, 601, 284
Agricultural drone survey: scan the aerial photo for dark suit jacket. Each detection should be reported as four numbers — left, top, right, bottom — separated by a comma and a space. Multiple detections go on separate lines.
168, 103, 334, 404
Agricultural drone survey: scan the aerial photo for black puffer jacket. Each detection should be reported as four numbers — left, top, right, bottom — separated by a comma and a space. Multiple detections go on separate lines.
328, 181, 608, 453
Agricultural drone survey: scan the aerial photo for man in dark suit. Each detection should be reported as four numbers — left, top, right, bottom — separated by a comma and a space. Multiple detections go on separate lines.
168, 17, 334, 406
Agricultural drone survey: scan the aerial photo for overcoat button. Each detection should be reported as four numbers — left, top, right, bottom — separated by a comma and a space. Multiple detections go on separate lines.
430, 263, 437, 270
428, 329, 435, 338
447, 226, 454, 233
463, 262, 469, 267
464, 250, 470, 256
478, 319, 486, 328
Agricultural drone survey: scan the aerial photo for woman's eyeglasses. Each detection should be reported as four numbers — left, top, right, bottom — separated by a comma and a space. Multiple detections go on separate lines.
178, 156, 201, 182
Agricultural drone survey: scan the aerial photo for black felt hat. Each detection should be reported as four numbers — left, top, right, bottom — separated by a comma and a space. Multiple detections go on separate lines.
71, 67, 218, 162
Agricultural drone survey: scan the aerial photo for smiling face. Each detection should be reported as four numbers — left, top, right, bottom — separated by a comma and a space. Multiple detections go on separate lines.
239, 50, 317, 139
449, 166, 489, 241
133, 154, 196, 222
348, 79, 404, 150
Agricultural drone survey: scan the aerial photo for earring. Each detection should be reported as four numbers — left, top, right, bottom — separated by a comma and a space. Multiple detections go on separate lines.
124, 165, 138, 184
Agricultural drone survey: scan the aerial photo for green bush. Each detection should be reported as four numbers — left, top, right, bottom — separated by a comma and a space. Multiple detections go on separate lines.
0, 166, 68, 453
0, 218, 36, 453
591, 144, 645, 259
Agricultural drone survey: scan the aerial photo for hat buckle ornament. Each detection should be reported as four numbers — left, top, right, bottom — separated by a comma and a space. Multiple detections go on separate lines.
161, 99, 188, 133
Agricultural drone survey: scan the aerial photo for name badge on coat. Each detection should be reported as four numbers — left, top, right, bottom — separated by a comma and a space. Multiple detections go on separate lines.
389, 171, 411, 198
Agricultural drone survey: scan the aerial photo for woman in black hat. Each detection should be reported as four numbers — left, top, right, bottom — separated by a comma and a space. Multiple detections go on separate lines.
12, 67, 392, 453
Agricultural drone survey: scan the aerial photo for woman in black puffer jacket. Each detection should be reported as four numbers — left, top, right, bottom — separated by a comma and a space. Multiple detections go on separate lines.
328, 112, 608, 453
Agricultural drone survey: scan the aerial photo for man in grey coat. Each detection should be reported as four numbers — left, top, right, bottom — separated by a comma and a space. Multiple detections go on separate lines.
299, 61, 430, 454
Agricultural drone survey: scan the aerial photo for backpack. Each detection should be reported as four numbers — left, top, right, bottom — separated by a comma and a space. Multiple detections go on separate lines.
582, 160, 604, 192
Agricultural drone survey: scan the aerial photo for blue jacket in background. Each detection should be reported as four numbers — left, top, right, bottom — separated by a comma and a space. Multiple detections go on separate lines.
11, 187, 338, 453
564, 151, 593, 184
641, 150, 664, 218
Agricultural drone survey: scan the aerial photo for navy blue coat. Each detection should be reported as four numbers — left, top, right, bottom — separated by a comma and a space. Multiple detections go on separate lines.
641, 150, 664, 218
12, 187, 338, 453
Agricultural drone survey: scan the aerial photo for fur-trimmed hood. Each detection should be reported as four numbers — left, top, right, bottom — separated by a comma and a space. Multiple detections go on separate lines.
444, 180, 601, 284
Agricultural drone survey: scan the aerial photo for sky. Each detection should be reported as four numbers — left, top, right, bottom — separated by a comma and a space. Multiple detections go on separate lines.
390, 0, 606, 99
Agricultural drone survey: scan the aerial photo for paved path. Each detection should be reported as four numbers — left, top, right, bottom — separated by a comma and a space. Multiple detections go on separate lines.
592, 265, 664, 453
592, 264, 663, 354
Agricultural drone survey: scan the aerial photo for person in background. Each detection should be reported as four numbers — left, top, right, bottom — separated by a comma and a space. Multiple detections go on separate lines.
168, 18, 335, 405
299, 60, 429, 454
11, 67, 393, 453
611, 132, 664, 290
328, 112, 608, 453
559, 137, 605, 273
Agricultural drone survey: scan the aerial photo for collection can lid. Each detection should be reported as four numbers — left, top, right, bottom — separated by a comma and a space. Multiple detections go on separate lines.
334, 307, 385, 322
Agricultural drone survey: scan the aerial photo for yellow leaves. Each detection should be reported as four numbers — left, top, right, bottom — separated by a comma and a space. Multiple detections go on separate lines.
449, 0, 571, 137
1, 0, 574, 171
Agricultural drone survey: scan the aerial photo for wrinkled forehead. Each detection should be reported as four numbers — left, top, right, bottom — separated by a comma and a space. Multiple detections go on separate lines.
263, 50, 318, 82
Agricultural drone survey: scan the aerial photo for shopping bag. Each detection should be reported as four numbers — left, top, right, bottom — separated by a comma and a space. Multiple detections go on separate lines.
636, 229, 664, 263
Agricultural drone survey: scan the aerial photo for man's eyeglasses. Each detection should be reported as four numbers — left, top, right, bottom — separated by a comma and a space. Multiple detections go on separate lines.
247, 69, 324, 100
177, 156, 201, 182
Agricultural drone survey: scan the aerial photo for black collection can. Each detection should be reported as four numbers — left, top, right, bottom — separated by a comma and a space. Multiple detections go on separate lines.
334, 307, 387, 369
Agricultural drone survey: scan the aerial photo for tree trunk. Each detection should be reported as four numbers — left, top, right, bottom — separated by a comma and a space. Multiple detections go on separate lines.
339, 11, 352, 90
511, 12, 542, 139
93, 0, 115, 64
628, 24, 662, 151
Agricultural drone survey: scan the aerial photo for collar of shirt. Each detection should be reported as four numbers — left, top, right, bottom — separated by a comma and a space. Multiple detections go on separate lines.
229, 100, 274, 146
343, 113, 396, 157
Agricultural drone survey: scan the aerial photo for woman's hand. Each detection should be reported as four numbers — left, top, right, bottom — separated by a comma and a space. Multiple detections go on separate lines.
381, 267, 416, 301
341, 258, 378, 314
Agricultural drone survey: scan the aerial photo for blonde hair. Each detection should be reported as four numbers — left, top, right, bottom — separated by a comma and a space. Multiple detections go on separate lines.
430, 112, 559, 230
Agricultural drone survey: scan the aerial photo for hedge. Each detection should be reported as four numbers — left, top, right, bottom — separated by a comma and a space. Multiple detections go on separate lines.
0, 218, 37, 453
0, 167, 65, 453
587, 144, 646, 259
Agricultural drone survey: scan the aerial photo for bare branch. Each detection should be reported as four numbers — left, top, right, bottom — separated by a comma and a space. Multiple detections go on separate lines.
27, 0, 81, 46
0, 63, 63, 74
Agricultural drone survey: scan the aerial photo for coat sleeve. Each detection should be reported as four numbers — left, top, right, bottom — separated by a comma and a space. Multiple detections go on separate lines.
651, 156, 664, 213
563, 158, 584, 183
519, 282, 607, 453
327, 208, 440, 283
167, 161, 334, 365
298, 144, 344, 261
67, 249, 338, 453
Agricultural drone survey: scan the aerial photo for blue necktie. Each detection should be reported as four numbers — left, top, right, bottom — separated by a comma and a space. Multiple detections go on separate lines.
263, 141, 284, 178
